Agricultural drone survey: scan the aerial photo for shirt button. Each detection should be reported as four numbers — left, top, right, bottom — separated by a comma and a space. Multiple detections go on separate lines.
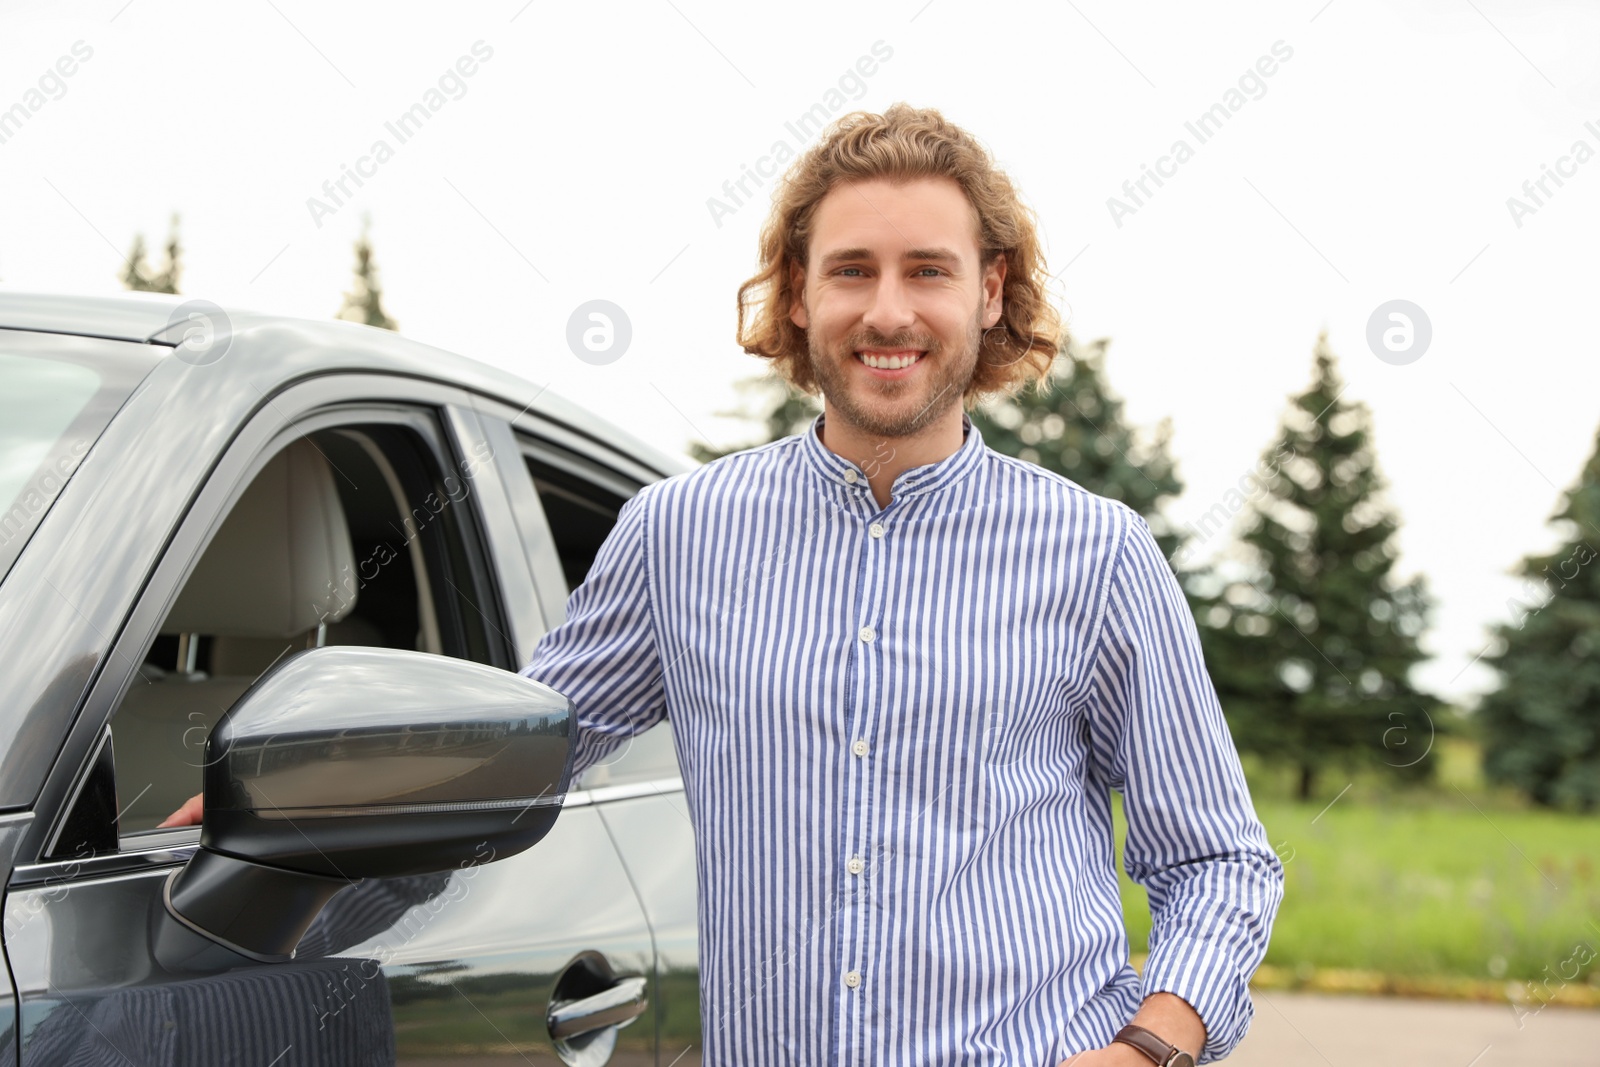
843, 469, 858, 484
844, 970, 862, 989
852, 739, 869, 757
869, 523, 885, 539
847, 856, 865, 875
859, 625, 875, 643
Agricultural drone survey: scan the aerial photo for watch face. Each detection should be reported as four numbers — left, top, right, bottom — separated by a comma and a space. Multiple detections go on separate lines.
1169, 1054, 1196, 1067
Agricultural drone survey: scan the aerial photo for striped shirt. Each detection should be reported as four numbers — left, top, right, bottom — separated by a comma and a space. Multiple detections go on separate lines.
521, 410, 1284, 1066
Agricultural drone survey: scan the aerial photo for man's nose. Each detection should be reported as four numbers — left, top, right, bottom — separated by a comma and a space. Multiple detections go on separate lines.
862, 274, 916, 337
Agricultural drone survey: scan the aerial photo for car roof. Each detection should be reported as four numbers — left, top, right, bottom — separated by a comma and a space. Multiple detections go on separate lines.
0, 287, 696, 480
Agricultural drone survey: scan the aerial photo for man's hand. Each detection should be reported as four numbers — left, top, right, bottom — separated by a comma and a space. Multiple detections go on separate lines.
1055, 991, 1206, 1067
157, 791, 204, 828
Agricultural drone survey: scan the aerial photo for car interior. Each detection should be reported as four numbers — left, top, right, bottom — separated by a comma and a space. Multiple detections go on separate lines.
104, 419, 677, 838
114, 424, 495, 834
523, 456, 628, 593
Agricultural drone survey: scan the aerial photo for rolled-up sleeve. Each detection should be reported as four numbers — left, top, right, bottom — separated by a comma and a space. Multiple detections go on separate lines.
1085, 508, 1285, 1064
520, 483, 667, 785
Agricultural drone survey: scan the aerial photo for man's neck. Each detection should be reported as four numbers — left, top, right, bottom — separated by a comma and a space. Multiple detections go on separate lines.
817, 405, 968, 509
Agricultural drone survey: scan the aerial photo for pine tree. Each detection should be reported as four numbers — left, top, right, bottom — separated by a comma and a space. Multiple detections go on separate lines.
1199, 333, 1433, 800
690, 375, 821, 463
971, 336, 1185, 561
121, 214, 182, 293
336, 218, 398, 332
1477, 424, 1600, 810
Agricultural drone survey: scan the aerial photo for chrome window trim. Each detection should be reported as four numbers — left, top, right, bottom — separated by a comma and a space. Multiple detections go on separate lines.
10, 777, 688, 886
12, 835, 197, 887
561, 775, 685, 809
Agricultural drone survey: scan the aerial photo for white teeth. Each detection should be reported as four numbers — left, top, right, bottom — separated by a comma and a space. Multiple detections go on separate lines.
858, 351, 922, 370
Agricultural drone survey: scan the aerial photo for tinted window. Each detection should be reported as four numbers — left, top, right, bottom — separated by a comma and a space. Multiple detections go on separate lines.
0, 342, 151, 581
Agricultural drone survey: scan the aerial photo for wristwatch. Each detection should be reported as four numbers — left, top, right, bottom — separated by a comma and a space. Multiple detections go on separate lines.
1112, 1023, 1197, 1067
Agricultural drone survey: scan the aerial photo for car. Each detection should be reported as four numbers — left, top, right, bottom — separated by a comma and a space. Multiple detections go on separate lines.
0, 289, 703, 1066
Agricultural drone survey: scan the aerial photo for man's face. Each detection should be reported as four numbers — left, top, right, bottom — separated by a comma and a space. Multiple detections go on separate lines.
789, 176, 1005, 439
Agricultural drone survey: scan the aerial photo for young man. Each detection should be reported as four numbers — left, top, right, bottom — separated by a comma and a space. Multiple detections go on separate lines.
522, 104, 1283, 1066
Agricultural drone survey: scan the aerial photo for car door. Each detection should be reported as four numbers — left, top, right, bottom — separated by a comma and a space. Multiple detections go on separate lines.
3, 373, 658, 1066
488, 407, 706, 1066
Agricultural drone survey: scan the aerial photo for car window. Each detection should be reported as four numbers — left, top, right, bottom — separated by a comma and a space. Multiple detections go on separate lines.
520, 440, 680, 789
0, 341, 154, 583
523, 447, 630, 592
110, 420, 506, 836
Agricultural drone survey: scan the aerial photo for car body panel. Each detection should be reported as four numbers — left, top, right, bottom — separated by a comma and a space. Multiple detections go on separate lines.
0, 290, 702, 1066
6, 807, 657, 1065
596, 796, 703, 1066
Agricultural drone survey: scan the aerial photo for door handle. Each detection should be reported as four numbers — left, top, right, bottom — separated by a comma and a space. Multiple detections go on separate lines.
548, 974, 649, 1040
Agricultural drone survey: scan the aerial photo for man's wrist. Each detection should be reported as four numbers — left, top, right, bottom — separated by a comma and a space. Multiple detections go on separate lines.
1126, 992, 1206, 1061
1112, 1024, 1195, 1067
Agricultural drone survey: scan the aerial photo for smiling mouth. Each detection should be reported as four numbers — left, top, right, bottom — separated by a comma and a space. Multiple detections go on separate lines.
854, 348, 926, 371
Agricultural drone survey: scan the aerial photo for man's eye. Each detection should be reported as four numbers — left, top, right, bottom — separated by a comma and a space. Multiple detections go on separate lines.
835, 267, 864, 277
915, 267, 945, 277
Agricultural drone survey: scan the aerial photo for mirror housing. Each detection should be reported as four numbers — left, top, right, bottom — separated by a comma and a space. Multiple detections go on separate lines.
162, 646, 573, 962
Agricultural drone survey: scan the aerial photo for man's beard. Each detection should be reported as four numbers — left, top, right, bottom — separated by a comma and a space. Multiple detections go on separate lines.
806, 308, 982, 440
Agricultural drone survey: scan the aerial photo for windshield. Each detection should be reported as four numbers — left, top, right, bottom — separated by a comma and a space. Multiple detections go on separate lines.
0, 336, 155, 581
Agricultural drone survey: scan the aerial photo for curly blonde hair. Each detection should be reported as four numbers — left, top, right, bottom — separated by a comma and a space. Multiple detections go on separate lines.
736, 103, 1064, 403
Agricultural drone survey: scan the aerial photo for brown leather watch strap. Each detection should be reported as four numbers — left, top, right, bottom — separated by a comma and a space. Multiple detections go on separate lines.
1112, 1023, 1193, 1067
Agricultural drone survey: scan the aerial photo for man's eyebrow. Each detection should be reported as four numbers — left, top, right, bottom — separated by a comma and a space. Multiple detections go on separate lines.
819, 247, 874, 268
817, 246, 964, 267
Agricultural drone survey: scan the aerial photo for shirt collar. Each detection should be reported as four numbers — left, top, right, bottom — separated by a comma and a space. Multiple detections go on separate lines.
798, 409, 986, 502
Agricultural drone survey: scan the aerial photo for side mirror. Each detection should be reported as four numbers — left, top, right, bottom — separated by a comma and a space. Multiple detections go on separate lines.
162, 646, 572, 962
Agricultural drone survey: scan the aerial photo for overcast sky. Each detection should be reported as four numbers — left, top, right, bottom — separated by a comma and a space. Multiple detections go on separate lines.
3, 0, 1598, 707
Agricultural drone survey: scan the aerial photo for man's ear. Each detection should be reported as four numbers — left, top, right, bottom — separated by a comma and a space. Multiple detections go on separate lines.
788, 260, 809, 330
983, 253, 1006, 327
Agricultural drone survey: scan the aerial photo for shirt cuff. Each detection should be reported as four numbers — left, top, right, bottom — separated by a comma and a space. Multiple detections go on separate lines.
1139, 935, 1256, 1064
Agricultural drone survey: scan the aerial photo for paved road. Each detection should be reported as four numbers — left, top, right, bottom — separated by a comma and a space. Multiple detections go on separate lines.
1226, 990, 1598, 1066
405, 994, 1597, 1065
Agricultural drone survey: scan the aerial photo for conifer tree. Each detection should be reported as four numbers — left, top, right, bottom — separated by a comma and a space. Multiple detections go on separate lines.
1199, 333, 1433, 799
1477, 424, 1600, 810
690, 376, 821, 463
336, 218, 398, 332
121, 214, 182, 293
971, 336, 1185, 561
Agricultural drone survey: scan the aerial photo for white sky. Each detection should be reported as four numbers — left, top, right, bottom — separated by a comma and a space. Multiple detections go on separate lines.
3, 0, 1597, 707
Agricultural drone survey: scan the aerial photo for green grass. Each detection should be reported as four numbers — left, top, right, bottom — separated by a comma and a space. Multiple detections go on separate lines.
1112, 753, 1600, 985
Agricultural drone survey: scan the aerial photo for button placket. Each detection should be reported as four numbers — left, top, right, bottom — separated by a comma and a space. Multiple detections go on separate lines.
840, 495, 891, 1026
